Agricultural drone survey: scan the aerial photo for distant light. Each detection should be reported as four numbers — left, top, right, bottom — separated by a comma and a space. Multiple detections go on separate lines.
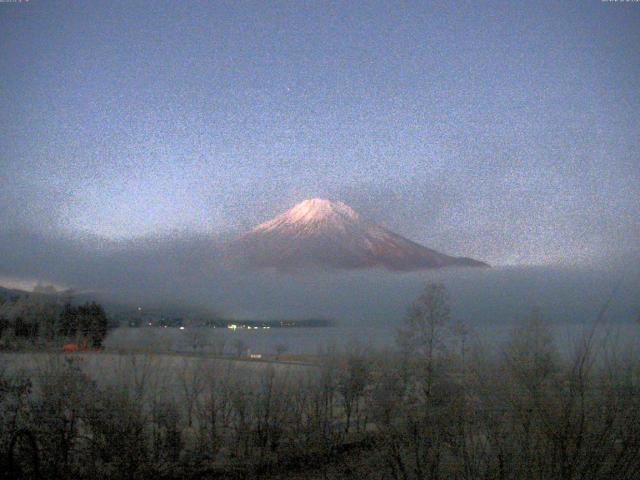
228, 324, 237, 330
179, 326, 185, 330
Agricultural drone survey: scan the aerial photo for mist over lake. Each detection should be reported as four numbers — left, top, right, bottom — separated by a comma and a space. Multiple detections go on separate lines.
200, 264, 639, 325
2, 224, 638, 328
97, 260, 639, 355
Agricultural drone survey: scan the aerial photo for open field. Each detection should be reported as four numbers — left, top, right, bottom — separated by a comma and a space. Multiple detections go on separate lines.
0, 350, 311, 397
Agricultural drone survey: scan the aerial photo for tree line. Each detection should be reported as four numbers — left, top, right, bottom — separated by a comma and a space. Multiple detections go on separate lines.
0, 295, 110, 349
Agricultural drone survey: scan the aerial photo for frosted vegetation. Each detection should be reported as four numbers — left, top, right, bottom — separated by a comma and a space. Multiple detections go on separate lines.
1, 284, 639, 479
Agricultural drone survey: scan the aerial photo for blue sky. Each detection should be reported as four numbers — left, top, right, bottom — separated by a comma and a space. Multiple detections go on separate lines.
1, 0, 639, 266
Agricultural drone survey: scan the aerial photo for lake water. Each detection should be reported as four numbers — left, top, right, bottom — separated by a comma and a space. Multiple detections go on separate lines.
105, 322, 640, 357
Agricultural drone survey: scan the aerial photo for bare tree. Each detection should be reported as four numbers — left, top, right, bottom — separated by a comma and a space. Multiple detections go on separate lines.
211, 335, 227, 356
336, 345, 370, 435
178, 358, 206, 428
274, 343, 288, 360
233, 339, 247, 358
194, 363, 235, 462
452, 320, 470, 371
397, 282, 451, 396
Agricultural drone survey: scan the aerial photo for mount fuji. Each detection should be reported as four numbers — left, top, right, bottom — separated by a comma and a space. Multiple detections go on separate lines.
226, 198, 488, 271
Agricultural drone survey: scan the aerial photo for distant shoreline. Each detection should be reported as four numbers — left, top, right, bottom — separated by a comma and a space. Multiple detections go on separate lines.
128, 318, 336, 329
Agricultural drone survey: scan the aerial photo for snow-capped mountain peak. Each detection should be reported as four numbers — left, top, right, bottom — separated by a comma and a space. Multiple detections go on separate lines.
253, 198, 360, 233
230, 198, 488, 271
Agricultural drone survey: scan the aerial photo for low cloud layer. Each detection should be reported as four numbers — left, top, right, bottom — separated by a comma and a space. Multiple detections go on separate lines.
1, 227, 638, 327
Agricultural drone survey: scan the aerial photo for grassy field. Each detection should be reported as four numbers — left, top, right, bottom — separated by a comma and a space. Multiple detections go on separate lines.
0, 350, 311, 393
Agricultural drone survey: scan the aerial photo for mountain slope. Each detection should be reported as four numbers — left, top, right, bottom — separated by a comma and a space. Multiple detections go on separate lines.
226, 198, 488, 271
0, 286, 30, 301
